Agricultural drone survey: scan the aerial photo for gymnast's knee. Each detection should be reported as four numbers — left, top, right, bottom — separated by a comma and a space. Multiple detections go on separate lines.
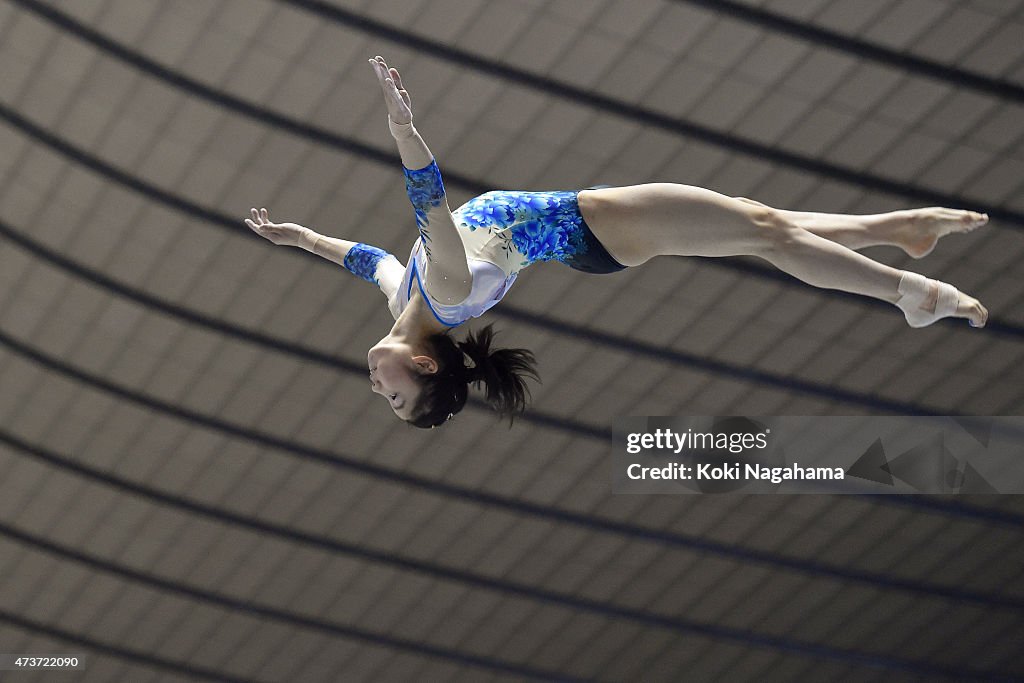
748, 207, 802, 256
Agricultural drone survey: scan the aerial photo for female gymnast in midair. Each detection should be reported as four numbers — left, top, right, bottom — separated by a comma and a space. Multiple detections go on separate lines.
246, 56, 989, 428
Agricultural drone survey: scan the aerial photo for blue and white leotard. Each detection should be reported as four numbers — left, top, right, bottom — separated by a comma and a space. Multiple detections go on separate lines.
344, 159, 623, 327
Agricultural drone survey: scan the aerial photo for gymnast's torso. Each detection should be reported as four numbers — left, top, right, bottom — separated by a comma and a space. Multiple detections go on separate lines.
452, 190, 593, 271
388, 189, 596, 325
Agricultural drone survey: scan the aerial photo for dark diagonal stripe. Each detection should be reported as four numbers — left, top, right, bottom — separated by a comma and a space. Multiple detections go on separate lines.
1, 333, 1023, 614
0, 608, 257, 683
9, 4, 1022, 353
0, 215, 960, 426
1, 497, 1017, 681
275, 0, 1024, 228
2, 0, 1022, 522
14, 0, 1024, 230
6, 218, 1024, 534
0, 440, 913, 676
0, 523, 573, 682
677, 0, 1024, 104
0, 217, 602, 440
2, 104, 1020, 427
5, 426, 1024, 647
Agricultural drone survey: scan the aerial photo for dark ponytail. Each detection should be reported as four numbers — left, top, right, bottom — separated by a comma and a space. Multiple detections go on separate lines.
409, 324, 539, 429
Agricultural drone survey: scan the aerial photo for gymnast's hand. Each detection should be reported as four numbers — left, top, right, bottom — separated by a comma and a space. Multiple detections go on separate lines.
369, 55, 412, 125
245, 208, 316, 249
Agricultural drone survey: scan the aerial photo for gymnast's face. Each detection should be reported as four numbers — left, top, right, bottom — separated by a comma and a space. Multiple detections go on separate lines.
367, 343, 438, 419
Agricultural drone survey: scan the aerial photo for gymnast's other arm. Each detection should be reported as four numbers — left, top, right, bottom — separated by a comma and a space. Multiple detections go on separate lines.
369, 55, 472, 304
244, 208, 405, 303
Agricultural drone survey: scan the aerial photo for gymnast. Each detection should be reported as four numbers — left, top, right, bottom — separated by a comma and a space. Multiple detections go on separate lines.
246, 56, 989, 427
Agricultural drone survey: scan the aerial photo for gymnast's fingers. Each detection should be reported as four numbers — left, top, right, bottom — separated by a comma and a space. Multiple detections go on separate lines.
376, 66, 398, 98
387, 80, 403, 105
369, 57, 385, 81
369, 59, 388, 91
391, 69, 411, 109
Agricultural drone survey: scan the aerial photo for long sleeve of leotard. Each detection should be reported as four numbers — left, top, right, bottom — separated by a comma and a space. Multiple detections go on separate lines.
341, 243, 404, 295
389, 119, 472, 304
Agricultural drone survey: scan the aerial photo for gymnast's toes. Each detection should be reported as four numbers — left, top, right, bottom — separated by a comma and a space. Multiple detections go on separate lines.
962, 210, 988, 228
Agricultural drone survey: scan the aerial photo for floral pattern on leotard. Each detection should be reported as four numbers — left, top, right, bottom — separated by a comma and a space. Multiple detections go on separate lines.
343, 243, 389, 284
403, 160, 446, 261
456, 191, 589, 267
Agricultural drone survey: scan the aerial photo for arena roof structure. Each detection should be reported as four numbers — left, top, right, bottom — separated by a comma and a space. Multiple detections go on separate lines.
1, 0, 1023, 681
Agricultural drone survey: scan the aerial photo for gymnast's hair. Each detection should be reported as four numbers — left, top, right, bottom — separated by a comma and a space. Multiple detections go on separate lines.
409, 324, 539, 429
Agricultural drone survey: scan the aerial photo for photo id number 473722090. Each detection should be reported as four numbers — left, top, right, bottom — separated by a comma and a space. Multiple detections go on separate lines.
1, 655, 83, 670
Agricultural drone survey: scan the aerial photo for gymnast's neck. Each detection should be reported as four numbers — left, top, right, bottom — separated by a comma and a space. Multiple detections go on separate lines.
388, 291, 452, 344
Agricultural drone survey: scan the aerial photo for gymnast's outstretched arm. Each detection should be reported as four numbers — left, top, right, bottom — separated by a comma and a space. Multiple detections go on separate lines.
369, 56, 472, 304
244, 208, 404, 302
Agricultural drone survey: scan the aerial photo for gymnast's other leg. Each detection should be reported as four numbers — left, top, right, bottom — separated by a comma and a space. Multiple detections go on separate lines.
577, 184, 987, 328
733, 197, 988, 258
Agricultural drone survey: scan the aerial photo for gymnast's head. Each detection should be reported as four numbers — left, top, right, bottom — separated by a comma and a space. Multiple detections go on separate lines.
368, 324, 539, 428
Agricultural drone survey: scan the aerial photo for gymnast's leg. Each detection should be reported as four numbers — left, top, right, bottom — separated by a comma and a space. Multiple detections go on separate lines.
578, 184, 987, 328
733, 197, 988, 258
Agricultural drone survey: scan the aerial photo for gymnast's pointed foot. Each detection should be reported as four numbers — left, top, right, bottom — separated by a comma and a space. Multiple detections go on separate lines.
896, 271, 988, 328
897, 208, 988, 259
